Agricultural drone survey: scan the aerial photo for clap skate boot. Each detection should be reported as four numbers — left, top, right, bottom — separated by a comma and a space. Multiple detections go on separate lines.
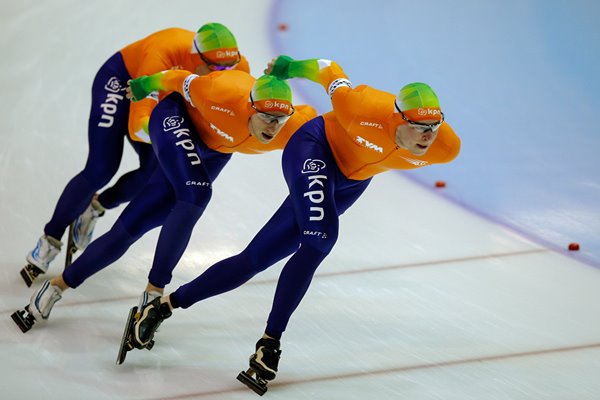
116, 294, 169, 365
237, 338, 282, 396
11, 280, 63, 333
73, 197, 105, 251
21, 235, 62, 287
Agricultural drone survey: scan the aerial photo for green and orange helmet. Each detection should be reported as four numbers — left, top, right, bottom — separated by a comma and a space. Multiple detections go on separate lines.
193, 22, 241, 69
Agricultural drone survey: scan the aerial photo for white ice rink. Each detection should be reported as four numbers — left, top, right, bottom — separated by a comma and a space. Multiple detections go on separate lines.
1, 1, 600, 399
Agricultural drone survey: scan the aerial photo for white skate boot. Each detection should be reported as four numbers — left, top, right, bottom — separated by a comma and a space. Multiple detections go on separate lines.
72, 197, 105, 250
11, 280, 63, 333
21, 235, 62, 287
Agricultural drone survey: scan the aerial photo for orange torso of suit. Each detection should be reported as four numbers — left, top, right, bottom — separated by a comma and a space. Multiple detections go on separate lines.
155, 69, 316, 154
323, 84, 460, 180
118, 28, 250, 142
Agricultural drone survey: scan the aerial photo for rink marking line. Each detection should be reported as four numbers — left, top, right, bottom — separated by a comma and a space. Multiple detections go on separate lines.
146, 341, 600, 399
3, 248, 548, 313
252, 247, 549, 281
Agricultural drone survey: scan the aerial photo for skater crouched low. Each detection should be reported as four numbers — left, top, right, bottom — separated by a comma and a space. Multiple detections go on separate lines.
121, 55, 460, 395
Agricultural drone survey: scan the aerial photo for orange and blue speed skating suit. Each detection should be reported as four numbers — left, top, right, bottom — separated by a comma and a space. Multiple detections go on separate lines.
61, 69, 316, 290
43, 28, 249, 241
166, 60, 461, 339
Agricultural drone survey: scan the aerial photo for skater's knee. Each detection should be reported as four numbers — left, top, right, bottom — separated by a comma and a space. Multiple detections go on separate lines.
82, 163, 120, 188
177, 185, 212, 209
299, 228, 338, 255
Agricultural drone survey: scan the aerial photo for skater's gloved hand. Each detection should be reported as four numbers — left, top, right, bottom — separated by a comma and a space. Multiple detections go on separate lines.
128, 75, 160, 102
266, 55, 294, 79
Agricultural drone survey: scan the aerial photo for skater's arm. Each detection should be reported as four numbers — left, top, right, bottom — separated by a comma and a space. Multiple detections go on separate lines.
128, 70, 212, 109
267, 56, 352, 98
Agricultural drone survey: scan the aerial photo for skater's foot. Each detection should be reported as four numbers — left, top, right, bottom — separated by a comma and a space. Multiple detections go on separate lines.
73, 197, 105, 250
133, 297, 172, 349
250, 337, 282, 381
22, 235, 62, 285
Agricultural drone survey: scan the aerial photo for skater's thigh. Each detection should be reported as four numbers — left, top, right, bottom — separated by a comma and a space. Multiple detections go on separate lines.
117, 168, 174, 237
85, 53, 131, 178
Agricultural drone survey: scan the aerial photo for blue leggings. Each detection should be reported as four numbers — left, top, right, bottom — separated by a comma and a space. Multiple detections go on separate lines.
62, 93, 232, 289
44, 52, 156, 240
171, 117, 371, 338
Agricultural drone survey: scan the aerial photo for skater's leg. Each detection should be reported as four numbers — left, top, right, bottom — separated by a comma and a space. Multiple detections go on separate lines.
170, 197, 301, 308
97, 139, 158, 209
133, 198, 301, 350
61, 170, 172, 289
43, 52, 131, 241
143, 94, 232, 289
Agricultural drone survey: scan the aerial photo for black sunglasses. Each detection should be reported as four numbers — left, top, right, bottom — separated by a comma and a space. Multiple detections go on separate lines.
250, 92, 295, 124
395, 101, 444, 133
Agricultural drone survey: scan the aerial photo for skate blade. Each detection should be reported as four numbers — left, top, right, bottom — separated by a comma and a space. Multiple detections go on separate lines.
19, 267, 35, 287
237, 369, 268, 396
11, 308, 35, 333
65, 222, 77, 267
116, 306, 138, 365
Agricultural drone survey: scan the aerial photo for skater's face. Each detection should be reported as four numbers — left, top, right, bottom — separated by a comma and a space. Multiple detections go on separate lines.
395, 120, 440, 156
248, 111, 289, 144
248, 93, 294, 144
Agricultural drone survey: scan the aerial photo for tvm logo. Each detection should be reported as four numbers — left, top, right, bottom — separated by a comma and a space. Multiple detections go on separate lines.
98, 77, 126, 128
209, 122, 234, 142
355, 136, 383, 153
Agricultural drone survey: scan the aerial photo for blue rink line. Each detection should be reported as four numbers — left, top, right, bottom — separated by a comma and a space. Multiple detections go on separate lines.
269, 0, 600, 269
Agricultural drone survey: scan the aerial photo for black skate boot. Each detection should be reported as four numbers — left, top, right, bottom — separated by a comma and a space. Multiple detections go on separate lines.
237, 338, 282, 395
133, 297, 172, 349
116, 291, 162, 364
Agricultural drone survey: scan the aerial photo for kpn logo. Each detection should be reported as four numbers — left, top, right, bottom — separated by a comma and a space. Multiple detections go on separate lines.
264, 100, 290, 112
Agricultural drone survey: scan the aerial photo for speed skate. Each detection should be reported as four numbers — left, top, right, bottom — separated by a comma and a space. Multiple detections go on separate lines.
116, 306, 154, 365
237, 368, 269, 396
11, 306, 36, 333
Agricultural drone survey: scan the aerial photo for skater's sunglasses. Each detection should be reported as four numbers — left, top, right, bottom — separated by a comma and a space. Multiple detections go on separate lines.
250, 93, 295, 124
395, 101, 444, 133
193, 40, 240, 71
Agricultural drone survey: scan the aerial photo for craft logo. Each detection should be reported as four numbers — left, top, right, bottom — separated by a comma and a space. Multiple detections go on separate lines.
359, 121, 383, 129
163, 116, 184, 132
211, 105, 235, 116
301, 159, 326, 174
186, 181, 211, 186
303, 230, 328, 239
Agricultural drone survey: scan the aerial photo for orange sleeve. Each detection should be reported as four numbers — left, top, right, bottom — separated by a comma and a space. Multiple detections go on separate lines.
128, 97, 157, 143
234, 55, 251, 73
